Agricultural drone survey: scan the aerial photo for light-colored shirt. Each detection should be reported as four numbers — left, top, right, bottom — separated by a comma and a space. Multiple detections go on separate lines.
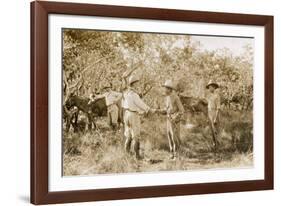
165, 92, 185, 116
207, 92, 221, 111
95, 91, 122, 106
122, 89, 150, 114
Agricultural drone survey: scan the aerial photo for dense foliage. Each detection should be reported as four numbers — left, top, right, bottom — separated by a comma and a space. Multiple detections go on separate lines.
62, 30, 254, 175
63, 29, 253, 111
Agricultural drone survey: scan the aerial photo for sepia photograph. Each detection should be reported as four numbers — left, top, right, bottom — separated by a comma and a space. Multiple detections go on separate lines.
62, 28, 254, 176
30, 2, 273, 203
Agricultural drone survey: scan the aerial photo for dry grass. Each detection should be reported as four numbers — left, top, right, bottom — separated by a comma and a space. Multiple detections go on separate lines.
63, 110, 253, 176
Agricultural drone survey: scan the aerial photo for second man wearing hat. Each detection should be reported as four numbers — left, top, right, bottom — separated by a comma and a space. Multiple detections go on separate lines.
89, 83, 122, 130
158, 80, 185, 160
206, 81, 221, 150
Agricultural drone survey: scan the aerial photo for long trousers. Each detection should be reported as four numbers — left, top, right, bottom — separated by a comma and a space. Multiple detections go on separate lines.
123, 110, 141, 159
166, 119, 181, 156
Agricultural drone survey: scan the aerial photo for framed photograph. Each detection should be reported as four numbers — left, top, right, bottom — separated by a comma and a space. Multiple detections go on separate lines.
30, 1, 274, 204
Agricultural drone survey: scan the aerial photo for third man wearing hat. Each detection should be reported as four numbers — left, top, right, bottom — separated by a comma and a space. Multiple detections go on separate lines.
206, 80, 221, 150
89, 83, 122, 130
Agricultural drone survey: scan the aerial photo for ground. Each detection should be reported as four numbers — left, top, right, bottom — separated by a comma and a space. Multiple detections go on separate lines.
63, 110, 253, 176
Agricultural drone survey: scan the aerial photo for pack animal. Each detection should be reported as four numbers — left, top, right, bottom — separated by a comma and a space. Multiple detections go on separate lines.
179, 95, 208, 116
65, 94, 122, 131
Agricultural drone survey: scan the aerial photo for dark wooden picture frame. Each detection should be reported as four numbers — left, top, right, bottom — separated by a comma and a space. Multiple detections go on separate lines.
31, 1, 274, 204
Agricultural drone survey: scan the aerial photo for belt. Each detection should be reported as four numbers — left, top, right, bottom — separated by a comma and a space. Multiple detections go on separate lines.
124, 108, 137, 113
167, 111, 178, 115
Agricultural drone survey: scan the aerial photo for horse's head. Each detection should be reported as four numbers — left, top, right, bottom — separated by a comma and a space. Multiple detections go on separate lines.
65, 93, 77, 109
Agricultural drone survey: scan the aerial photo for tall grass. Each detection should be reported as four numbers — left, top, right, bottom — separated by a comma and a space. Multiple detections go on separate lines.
63, 110, 253, 176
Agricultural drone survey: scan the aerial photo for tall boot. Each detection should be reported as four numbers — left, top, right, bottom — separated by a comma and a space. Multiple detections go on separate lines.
212, 135, 220, 152
133, 140, 141, 160
173, 150, 177, 160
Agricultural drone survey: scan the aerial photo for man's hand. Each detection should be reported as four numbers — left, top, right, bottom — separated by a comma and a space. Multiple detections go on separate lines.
149, 108, 156, 114
155, 109, 166, 115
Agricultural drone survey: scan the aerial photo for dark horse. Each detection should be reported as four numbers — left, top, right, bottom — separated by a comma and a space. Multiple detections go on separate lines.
65, 94, 108, 131
180, 95, 208, 116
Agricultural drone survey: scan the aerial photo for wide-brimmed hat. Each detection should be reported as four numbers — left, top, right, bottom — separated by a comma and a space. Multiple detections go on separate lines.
162, 80, 176, 90
206, 81, 219, 89
128, 75, 140, 85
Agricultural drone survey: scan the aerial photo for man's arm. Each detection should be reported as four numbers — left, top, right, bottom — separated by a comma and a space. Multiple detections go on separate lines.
88, 93, 105, 104
156, 97, 168, 115
157, 109, 167, 115
132, 93, 151, 113
176, 95, 185, 115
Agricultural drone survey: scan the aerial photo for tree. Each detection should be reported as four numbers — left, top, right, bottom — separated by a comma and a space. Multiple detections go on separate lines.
63, 29, 254, 111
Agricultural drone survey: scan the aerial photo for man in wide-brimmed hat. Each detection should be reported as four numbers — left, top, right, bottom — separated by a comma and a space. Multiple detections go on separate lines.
89, 82, 122, 130
206, 80, 221, 150
158, 80, 185, 160
122, 75, 155, 160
